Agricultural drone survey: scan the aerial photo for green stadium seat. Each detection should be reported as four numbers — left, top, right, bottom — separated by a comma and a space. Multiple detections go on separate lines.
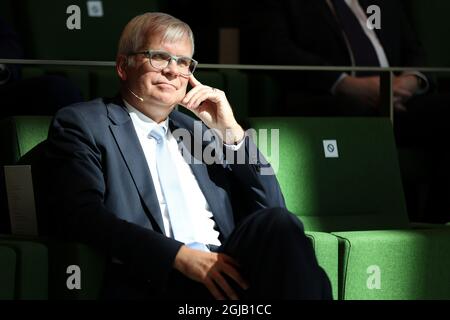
15, 0, 163, 60
0, 245, 16, 299
0, 116, 105, 299
221, 69, 249, 121
305, 231, 339, 300
248, 117, 450, 299
48, 242, 105, 300
410, 0, 450, 68
89, 67, 119, 99
333, 229, 450, 299
20, 66, 46, 80
0, 239, 48, 299
44, 66, 91, 101
246, 72, 281, 117
195, 70, 226, 91
0, 116, 52, 166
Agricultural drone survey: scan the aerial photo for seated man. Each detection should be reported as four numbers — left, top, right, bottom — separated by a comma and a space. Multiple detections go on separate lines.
242, 0, 433, 116
45, 12, 331, 299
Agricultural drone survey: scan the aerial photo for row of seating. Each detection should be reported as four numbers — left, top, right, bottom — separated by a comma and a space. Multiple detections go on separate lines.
1, 115, 449, 299
248, 117, 450, 299
0, 116, 105, 299
0, 238, 47, 299
2, 0, 450, 68
3, 0, 164, 61
8, 66, 249, 122
0, 235, 105, 299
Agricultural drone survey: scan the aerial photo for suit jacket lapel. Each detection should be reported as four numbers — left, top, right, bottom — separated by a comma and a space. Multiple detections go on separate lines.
168, 115, 233, 238
107, 98, 165, 233
321, 0, 347, 41
357, 0, 390, 62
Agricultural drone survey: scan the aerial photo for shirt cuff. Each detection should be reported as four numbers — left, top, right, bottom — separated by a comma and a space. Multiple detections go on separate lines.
331, 73, 349, 95
186, 242, 210, 252
402, 71, 430, 95
223, 137, 245, 151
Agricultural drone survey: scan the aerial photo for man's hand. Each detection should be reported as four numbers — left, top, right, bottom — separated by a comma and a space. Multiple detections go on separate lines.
335, 75, 380, 108
180, 76, 245, 144
173, 245, 249, 300
392, 74, 420, 110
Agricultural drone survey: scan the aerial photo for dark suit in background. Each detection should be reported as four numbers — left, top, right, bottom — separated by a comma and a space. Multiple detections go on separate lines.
242, 0, 430, 114
242, 0, 450, 223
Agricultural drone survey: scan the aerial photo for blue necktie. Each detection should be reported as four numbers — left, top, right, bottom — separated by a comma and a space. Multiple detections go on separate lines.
332, 0, 380, 75
149, 125, 208, 251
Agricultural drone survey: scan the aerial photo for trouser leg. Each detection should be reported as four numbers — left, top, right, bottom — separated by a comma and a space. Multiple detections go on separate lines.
220, 207, 332, 299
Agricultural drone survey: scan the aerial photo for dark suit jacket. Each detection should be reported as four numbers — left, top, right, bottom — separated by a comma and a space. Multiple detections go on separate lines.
242, 0, 428, 93
45, 96, 285, 291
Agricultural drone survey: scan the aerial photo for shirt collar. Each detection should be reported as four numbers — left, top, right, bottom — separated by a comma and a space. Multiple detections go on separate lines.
124, 99, 169, 136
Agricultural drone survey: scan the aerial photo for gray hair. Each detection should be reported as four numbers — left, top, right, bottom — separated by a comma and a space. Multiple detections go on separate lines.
117, 12, 195, 64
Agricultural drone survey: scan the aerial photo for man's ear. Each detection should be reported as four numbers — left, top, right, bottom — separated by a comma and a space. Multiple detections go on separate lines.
116, 55, 128, 81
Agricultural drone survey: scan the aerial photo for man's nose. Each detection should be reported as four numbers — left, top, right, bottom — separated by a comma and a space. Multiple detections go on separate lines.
162, 59, 179, 76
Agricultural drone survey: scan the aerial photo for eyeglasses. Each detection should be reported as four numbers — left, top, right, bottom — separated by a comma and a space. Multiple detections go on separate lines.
128, 50, 198, 76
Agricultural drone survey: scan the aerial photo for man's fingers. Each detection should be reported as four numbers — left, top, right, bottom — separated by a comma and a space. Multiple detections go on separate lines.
212, 272, 239, 300
185, 87, 219, 110
219, 254, 249, 290
189, 75, 202, 87
205, 278, 226, 300
394, 87, 412, 99
394, 102, 408, 112
222, 264, 249, 291
221, 254, 241, 268
181, 85, 206, 106
188, 88, 213, 109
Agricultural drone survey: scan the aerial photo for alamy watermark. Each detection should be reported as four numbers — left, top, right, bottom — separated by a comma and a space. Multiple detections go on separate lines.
66, 265, 81, 290
366, 5, 381, 30
366, 265, 381, 290
171, 121, 279, 176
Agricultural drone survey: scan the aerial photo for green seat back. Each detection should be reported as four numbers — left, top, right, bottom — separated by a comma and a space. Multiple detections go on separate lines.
306, 231, 338, 299
48, 242, 105, 300
17, 0, 162, 60
90, 67, 119, 99
0, 118, 51, 299
44, 66, 91, 101
0, 116, 106, 299
221, 69, 249, 122
247, 117, 409, 232
410, 0, 450, 67
0, 116, 52, 165
334, 229, 450, 299
0, 245, 16, 299
248, 117, 450, 300
246, 72, 281, 116
0, 240, 48, 299
20, 66, 46, 80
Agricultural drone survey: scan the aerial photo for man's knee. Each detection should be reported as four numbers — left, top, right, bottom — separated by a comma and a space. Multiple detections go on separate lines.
252, 207, 304, 233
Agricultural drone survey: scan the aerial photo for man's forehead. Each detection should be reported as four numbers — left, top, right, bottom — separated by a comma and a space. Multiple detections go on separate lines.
141, 35, 193, 55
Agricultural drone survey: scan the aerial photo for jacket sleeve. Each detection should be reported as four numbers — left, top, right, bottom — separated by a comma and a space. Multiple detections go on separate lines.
242, 0, 343, 92
395, 0, 434, 92
224, 134, 286, 220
